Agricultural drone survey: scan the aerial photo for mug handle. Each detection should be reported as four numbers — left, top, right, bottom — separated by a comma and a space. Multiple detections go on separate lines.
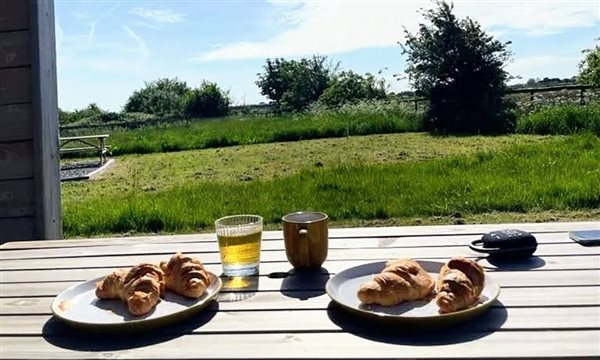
298, 228, 310, 267
469, 239, 500, 254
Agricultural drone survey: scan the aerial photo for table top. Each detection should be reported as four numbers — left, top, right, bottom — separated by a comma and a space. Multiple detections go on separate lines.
59, 134, 109, 141
1, 221, 599, 359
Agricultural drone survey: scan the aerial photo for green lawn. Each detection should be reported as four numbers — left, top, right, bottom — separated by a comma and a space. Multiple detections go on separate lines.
61, 133, 600, 237
61, 101, 423, 156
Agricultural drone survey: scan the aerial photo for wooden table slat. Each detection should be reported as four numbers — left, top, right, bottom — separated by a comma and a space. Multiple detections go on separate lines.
2, 286, 599, 315
1, 331, 599, 359
2, 221, 598, 250
1, 270, 599, 298
3, 306, 600, 337
1, 254, 599, 283
0, 232, 581, 261
2, 242, 598, 271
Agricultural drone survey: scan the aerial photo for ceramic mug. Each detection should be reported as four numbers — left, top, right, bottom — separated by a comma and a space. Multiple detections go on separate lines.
282, 212, 328, 269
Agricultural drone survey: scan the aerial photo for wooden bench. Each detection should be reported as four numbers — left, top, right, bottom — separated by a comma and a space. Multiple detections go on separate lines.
59, 134, 110, 164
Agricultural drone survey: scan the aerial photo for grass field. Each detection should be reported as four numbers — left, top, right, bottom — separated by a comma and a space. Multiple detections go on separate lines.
65, 102, 423, 156
96, 104, 421, 155
61, 133, 600, 237
517, 103, 600, 135
59, 102, 600, 160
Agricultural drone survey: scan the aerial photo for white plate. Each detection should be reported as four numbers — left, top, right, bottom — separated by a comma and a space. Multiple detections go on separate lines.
51, 272, 222, 330
326, 260, 500, 325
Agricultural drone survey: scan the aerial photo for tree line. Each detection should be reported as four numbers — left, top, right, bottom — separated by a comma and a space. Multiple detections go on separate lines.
60, 1, 599, 134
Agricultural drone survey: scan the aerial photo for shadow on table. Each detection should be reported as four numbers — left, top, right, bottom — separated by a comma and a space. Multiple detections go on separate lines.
279, 267, 330, 300
477, 256, 546, 271
42, 302, 219, 351
218, 275, 260, 302
327, 300, 508, 345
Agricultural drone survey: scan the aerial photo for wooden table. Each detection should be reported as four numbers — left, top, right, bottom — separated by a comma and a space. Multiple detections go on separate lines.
59, 134, 110, 164
1, 222, 599, 359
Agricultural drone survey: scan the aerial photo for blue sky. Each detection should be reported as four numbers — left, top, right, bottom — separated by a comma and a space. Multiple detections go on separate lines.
55, 0, 600, 111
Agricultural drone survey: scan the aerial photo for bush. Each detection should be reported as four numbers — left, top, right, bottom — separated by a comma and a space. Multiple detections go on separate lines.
578, 40, 600, 86
59, 103, 103, 125
517, 104, 600, 135
402, 1, 515, 134
256, 56, 335, 112
124, 78, 190, 116
183, 81, 230, 118
318, 71, 387, 107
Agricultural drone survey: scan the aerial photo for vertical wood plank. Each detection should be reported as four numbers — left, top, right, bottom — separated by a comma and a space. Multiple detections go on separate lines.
0, 141, 33, 180
0, 0, 29, 32
0, 178, 35, 218
30, 0, 62, 240
0, 67, 31, 104
0, 217, 35, 243
0, 30, 30, 68
0, 104, 32, 142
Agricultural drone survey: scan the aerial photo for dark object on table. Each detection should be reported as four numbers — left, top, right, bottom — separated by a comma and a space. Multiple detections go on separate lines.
569, 230, 600, 246
469, 229, 537, 259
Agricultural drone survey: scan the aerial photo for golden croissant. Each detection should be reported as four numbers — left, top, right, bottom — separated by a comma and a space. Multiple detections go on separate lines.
357, 258, 435, 306
96, 263, 165, 316
435, 257, 485, 313
160, 253, 211, 298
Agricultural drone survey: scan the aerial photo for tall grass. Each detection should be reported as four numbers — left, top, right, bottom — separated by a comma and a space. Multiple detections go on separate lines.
517, 103, 600, 135
87, 101, 423, 156
63, 134, 600, 237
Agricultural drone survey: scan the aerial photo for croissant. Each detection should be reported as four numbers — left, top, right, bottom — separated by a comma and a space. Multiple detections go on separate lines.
96, 263, 165, 316
95, 268, 128, 299
435, 257, 485, 313
160, 253, 211, 298
357, 258, 435, 306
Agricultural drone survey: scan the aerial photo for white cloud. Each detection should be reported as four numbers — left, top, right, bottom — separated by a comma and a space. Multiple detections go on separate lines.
455, 0, 600, 37
129, 7, 185, 24
123, 25, 150, 64
194, 0, 599, 61
86, 3, 119, 47
56, 24, 150, 76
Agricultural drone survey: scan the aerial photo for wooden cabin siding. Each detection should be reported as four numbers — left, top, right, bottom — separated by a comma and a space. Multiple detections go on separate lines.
0, 141, 34, 180
30, 0, 62, 240
0, 104, 32, 142
0, 0, 61, 242
0, 0, 29, 32
0, 30, 30, 68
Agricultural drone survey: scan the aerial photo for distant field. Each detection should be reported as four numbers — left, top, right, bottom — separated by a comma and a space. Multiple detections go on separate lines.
61, 133, 600, 237
61, 101, 423, 156
59, 101, 600, 159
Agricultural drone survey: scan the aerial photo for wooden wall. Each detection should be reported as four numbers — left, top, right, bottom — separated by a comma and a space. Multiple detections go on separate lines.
0, 0, 62, 242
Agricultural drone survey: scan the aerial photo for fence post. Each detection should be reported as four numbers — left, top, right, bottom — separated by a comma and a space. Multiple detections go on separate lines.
529, 91, 534, 105
580, 88, 585, 105
414, 98, 418, 112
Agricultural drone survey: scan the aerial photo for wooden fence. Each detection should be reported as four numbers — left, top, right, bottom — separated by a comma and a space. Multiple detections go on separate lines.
396, 84, 597, 110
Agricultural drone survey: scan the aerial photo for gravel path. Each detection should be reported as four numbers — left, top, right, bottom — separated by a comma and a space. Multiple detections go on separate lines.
60, 160, 104, 181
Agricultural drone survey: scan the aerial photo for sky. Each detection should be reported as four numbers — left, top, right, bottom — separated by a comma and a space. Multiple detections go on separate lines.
54, 0, 600, 111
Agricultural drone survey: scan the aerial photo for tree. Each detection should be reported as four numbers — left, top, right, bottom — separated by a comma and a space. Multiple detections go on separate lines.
578, 40, 600, 86
402, 1, 515, 134
318, 71, 387, 107
58, 103, 104, 125
124, 78, 190, 116
183, 81, 230, 118
256, 55, 335, 112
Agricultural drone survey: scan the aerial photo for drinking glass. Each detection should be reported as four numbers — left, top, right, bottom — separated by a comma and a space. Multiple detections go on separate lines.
215, 214, 263, 277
